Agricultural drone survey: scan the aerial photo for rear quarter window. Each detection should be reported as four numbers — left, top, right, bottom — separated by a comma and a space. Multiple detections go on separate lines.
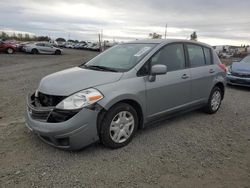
203, 47, 213, 65
187, 44, 206, 67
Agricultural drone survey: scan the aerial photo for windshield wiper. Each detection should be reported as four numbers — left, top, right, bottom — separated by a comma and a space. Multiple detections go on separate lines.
84, 65, 118, 72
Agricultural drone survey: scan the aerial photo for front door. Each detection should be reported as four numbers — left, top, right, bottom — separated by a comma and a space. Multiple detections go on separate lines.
146, 43, 191, 118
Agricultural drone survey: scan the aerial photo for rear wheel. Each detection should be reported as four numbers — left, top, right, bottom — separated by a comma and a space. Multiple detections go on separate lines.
31, 49, 38, 54
55, 50, 61, 55
6, 48, 14, 54
204, 86, 222, 114
100, 103, 138, 149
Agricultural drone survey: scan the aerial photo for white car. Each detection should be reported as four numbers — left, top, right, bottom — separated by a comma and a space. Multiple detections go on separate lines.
23, 42, 63, 55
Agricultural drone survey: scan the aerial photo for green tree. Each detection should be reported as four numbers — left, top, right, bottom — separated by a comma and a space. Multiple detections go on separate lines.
0, 31, 8, 39
56, 38, 66, 42
149, 32, 162, 39
37, 36, 51, 41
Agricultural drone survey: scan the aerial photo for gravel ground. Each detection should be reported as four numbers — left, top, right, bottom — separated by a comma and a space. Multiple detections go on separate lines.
0, 49, 250, 188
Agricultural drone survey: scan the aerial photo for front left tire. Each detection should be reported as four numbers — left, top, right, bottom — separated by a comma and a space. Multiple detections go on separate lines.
100, 103, 138, 149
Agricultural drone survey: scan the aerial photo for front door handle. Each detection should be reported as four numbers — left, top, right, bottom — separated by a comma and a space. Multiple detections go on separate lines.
182, 74, 189, 79
209, 69, 215, 73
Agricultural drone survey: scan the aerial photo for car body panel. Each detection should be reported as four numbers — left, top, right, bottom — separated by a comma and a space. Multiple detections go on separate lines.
146, 69, 192, 117
38, 67, 123, 96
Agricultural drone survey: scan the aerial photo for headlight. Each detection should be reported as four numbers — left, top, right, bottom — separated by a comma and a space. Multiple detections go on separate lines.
56, 88, 103, 110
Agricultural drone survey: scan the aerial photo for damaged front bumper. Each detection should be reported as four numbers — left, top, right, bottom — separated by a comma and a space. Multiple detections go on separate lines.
25, 93, 100, 150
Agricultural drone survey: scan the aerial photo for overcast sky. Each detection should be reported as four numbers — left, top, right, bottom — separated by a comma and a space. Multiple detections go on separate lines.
0, 0, 249, 45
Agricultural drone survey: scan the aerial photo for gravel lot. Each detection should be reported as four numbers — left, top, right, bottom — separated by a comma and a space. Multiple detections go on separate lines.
0, 49, 250, 188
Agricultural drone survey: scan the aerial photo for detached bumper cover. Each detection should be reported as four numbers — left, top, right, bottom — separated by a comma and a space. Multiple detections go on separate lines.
25, 95, 100, 150
226, 75, 250, 87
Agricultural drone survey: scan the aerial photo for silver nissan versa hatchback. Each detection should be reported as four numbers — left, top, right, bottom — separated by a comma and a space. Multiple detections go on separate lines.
25, 39, 226, 150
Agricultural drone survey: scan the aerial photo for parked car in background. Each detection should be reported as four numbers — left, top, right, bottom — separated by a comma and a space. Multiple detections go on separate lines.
227, 55, 250, 87
18, 42, 30, 52
25, 39, 226, 150
65, 43, 75, 48
0, 41, 17, 54
23, 42, 63, 55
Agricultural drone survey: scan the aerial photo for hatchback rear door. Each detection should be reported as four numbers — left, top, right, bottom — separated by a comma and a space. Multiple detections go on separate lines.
185, 44, 215, 102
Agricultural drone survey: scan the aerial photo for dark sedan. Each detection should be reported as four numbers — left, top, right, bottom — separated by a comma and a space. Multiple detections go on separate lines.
227, 55, 250, 87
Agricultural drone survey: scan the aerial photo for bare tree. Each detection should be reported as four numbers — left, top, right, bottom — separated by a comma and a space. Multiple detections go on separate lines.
190, 31, 197, 41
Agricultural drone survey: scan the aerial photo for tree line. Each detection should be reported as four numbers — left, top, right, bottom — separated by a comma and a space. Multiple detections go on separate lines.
0, 31, 51, 41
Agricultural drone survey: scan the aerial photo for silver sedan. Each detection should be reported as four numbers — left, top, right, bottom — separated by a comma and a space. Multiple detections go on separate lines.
23, 42, 63, 55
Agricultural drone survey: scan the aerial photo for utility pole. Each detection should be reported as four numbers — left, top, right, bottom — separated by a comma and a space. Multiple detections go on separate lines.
164, 24, 167, 39
98, 32, 101, 52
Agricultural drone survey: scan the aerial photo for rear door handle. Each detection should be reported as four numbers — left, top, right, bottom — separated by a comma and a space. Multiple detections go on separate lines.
182, 74, 189, 79
209, 69, 215, 73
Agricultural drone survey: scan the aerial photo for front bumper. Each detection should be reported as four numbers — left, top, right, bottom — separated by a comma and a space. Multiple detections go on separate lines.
226, 74, 250, 87
25, 96, 100, 150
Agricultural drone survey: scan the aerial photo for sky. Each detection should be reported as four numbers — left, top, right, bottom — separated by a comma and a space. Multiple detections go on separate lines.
0, 0, 249, 45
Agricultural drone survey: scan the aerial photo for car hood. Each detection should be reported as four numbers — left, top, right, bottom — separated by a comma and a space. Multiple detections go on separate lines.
38, 67, 123, 96
231, 62, 250, 74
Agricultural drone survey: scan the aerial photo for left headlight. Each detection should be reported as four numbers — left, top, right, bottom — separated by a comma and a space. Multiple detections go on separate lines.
56, 88, 103, 110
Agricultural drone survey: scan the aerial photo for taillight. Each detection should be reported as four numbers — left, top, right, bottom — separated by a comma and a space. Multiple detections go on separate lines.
218, 63, 227, 72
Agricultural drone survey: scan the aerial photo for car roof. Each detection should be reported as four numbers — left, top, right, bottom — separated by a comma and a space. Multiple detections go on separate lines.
125, 39, 212, 48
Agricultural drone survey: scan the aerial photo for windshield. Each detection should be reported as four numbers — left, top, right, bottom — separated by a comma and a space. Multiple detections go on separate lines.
241, 56, 250, 63
83, 43, 156, 72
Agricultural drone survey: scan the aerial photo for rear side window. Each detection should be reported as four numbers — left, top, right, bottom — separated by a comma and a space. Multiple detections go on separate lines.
150, 43, 186, 72
203, 47, 212, 64
187, 44, 206, 67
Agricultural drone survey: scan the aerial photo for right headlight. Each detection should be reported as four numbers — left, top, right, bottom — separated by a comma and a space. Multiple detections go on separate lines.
56, 88, 103, 110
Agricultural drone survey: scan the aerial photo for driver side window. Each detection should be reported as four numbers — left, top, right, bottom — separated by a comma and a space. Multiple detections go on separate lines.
150, 43, 186, 72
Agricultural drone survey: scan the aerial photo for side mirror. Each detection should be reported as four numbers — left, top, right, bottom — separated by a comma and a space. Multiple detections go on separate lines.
149, 64, 167, 82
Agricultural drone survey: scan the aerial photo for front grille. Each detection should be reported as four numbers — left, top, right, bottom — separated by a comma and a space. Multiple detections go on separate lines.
230, 79, 250, 85
231, 72, 250, 78
28, 94, 53, 121
37, 92, 66, 107
47, 109, 79, 123
28, 92, 79, 122
28, 107, 51, 121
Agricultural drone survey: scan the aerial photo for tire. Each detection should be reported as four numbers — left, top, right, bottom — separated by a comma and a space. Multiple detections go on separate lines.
100, 103, 138, 149
31, 49, 38, 54
6, 48, 14, 54
55, 50, 61, 55
204, 86, 222, 114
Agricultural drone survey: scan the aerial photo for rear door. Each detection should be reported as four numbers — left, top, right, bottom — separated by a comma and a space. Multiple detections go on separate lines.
145, 43, 192, 117
186, 44, 215, 102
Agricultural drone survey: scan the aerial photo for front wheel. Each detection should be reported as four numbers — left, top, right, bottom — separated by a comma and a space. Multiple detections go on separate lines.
204, 86, 222, 114
100, 103, 138, 149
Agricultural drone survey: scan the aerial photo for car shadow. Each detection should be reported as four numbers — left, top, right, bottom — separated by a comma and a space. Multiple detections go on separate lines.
227, 84, 250, 91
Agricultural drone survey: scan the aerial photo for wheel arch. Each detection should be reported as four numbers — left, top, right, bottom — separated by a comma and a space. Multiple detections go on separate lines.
214, 82, 225, 100
6, 47, 15, 53
97, 97, 145, 135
